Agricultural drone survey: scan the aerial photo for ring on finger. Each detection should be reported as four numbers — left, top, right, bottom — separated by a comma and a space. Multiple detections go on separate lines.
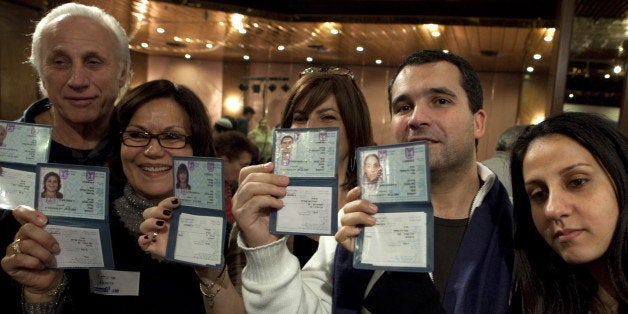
11, 238, 22, 255
151, 231, 158, 242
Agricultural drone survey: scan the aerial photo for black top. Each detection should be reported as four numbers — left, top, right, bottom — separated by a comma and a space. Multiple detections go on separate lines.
59, 208, 206, 313
433, 216, 468, 300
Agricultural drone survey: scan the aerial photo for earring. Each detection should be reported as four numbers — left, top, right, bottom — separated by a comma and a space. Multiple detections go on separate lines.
349, 157, 356, 172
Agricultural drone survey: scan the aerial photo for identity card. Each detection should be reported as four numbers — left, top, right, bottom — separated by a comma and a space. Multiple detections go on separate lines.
35, 163, 113, 269
353, 141, 434, 272
167, 156, 226, 268
0, 121, 52, 210
269, 127, 339, 236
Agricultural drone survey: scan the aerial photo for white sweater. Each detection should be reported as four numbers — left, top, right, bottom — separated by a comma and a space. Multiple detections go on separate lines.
238, 235, 335, 313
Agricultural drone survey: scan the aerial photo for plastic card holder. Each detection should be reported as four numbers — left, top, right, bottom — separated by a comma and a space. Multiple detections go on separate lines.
35, 163, 113, 269
269, 127, 339, 236
0, 120, 53, 210
0, 120, 52, 165
353, 141, 434, 272
166, 156, 226, 268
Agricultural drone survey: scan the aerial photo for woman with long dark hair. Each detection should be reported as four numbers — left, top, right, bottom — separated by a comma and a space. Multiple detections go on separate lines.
510, 112, 627, 313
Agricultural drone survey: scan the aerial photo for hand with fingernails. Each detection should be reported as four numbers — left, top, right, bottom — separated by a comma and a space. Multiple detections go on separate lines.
231, 162, 288, 248
138, 197, 179, 257
334, 186, 378, 252
0, 205, 64, 303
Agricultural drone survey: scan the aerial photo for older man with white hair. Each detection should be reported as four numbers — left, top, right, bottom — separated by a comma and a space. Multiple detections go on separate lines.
0, 3, 131, 313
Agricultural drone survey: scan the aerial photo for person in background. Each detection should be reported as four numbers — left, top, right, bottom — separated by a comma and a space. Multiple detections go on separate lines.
247, 117, 273, 164
213, 117, 234, 135
235, 106, 255, 135
481, 124, 527, 197
232, 50, 512, 313
213, 131, 258, 223
0, 3, 131, 312
510, 112, 627, 313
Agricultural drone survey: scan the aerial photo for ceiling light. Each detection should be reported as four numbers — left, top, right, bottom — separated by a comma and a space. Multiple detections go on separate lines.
356, 46, 364, 52
330, 29, 339, 35
136, 3, 148, 14
156, 27, 165, 34
140, 42, 148, 48
442, 50, 449, 54
206, 43, 214, 49
184, 54, 191, 59
173, 36, 181, 42
375, 59, 382, 65
132, 11, 146, 22
526, 66, 534, 73
306, 57, 313, 62
544, 28, 555, 42
619, 46, 624, 53
239, 29, 247, 34
231, 14, 244, 28
311, 32, 317, 37
604, 74, 611, 79
431, 31, 441, 37
253, 23, 259, 28
185, 38, 192, 43
243, 55, 250, 60
425, 24, 439, 31
568, 93, 574, 98
533, 54, 542, 60
278, 45, 285, 51
613, 65, 622, 74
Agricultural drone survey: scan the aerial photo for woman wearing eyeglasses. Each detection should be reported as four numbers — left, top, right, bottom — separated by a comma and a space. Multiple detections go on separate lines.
230, 67, 374, 310
111, 80, 244, 313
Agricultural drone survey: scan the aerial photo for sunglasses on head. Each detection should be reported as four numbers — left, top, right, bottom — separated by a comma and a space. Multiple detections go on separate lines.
299, 66, 354, 79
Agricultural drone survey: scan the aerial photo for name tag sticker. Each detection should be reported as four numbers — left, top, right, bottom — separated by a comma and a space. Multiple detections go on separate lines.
89, 269, 140, 296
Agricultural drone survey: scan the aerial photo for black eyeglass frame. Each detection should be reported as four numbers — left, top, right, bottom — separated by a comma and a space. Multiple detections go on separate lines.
299, 66, 354, 79
120, 131, 192, 149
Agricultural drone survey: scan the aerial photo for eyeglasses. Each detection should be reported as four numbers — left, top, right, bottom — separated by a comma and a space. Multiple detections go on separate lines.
299, 66, 354, 79
121, 131, 191, 149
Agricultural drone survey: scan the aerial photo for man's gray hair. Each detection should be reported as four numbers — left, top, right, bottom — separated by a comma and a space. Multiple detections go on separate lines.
29, 3, 131, 98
